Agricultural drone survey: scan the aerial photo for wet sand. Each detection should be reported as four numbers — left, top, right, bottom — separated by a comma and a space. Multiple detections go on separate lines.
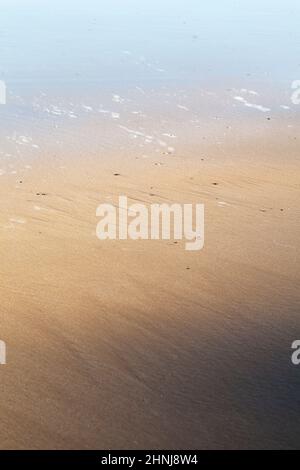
0, 131, 300, 449
1, 0, 300, 451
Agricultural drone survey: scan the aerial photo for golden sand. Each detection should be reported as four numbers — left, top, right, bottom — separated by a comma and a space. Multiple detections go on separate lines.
0, 134, 299, 449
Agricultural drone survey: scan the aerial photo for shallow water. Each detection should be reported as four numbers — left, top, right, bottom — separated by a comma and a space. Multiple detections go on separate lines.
1, 0, 300, 111
1, 0, 300, 83
0, 0, 299, 167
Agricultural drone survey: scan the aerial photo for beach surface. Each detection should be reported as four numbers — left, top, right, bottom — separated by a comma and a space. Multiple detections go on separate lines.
1, 0, 300, 450
0, 126, 300, 448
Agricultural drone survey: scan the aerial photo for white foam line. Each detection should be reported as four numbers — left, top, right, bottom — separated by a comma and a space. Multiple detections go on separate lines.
119, 125, 145, 137
177, 105, 189, 111
234, 96, 270, 113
